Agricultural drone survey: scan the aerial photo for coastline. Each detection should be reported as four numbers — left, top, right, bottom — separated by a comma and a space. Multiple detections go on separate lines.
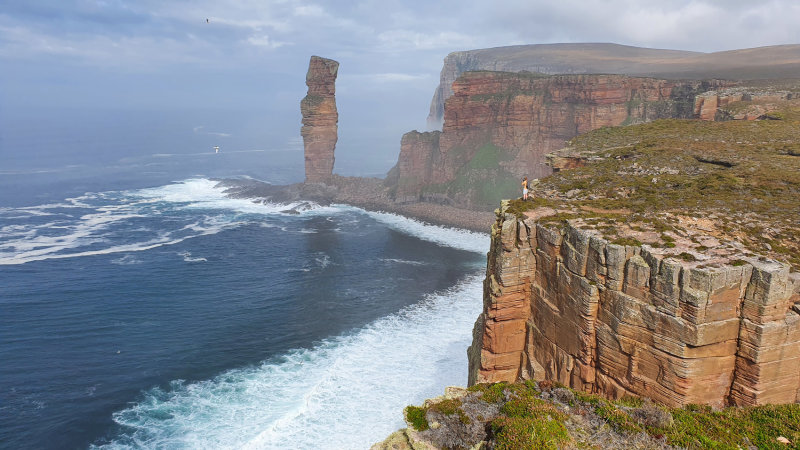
217, 176, 497, 234
339, 199, 495, 234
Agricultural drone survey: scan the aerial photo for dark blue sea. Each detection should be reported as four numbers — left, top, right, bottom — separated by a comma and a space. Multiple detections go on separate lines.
0, 109, 488, 449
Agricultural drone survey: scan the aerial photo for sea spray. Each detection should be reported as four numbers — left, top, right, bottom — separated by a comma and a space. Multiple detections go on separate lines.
100, 274, 484, 450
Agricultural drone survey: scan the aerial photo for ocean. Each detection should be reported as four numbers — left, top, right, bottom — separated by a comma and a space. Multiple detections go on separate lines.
0, 109, 489, 449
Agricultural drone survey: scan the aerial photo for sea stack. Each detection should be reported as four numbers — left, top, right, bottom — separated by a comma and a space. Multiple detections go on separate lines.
301, 56, 339, 183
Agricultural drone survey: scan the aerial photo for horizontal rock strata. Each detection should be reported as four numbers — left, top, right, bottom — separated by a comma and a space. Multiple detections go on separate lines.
468, 205, 800, 407
301, 56, 339, 183
428, 43, 800, 126
390, 72, 701, 207
694, 89, 795, 121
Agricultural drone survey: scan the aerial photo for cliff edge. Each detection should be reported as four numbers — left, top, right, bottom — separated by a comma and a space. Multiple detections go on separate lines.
427, 43, 800, 127
469, 101, 800, 408
388, 71, 715, 209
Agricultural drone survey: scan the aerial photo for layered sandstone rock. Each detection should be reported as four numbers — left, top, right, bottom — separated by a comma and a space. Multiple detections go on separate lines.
441, 72, 683, 179
468, 206, 800, 407
301, 56, 339, 183
694, 89, 795, 121
390, 71, 698, 207
428, 43, 800, 126
388, 130, 441, 204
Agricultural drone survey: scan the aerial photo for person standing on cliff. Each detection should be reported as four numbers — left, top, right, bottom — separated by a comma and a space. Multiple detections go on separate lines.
521, 176, 529, 200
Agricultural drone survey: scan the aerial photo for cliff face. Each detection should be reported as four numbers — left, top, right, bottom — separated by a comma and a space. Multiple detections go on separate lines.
468, 207, 800, 408
427, 43, 800, 127
695, 88, 795, 121
301, 56, 339, 183
390, 72, 697, 208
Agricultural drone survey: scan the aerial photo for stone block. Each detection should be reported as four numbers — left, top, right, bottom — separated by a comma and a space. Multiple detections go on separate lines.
522, 218, 538, 250
483, 318, 527, 354
651, 259, 682, 312
536, 224, 563, 258
605, 243, 627, 287
497, 247, 536, 288
562, 225, 591, 276
737, 316, 800, 352
500, 215, 518, 251
623, 255, 651, 300
745, 262, 792, 306
586, 235, 608, 285
487, 291, 529, 321
652, 334, 737, 359
482, 350, 523, 371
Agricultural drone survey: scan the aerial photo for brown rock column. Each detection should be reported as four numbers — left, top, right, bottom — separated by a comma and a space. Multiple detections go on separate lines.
301, 56, 339, 183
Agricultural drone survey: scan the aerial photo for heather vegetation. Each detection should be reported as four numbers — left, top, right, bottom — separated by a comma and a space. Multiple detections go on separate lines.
392, 382, 800, 450
520, 100, 800, 268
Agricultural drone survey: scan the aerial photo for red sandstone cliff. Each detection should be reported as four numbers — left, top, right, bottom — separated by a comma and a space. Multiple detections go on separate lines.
301, 56, 339, 183
468, 206, 800, 408
390, 72, 699, 207
694, 88, 795, 121
428, 43, 800, 126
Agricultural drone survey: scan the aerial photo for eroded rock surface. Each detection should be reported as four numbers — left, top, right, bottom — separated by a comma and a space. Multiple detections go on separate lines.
694, 88, 795, 120
390, 72, 705, 207
468, 205, 800, 407
301, 56, 339, 183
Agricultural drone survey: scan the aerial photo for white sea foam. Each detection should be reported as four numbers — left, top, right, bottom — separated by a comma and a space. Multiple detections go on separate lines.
100, 274, 484, 450
178, 251, 207, 263
361, 210, 489, 254
111, 254, 143, 265
313, 252, 331, 269
0, 179, 283, 265
0, 178, 490, 265
379, 258, 428, 266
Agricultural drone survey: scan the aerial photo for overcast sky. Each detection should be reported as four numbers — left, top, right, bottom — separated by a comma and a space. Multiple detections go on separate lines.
1, 0, 798, 173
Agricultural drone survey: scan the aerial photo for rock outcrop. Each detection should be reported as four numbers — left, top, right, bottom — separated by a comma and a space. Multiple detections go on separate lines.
468, 205, 800, 408
428, 43, 800, 127
301, 56, 339, 183
388, 71, 703, 208
694, 88, 795, 121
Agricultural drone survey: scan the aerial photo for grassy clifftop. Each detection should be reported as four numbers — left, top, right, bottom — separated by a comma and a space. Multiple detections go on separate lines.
512, 99, 800, 268
378, 381, 800, 450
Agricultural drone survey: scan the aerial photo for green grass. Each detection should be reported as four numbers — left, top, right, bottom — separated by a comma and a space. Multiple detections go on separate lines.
529, 102, 800, 268
428, 398, 471, 425
418, 142, 520, 207
462, 383, 800, 449
468, 381, 510, 403
467, 143, 509, 170
490, 383, 571, 449
405, 405, 429, 431
659, 403, 800, 449
612, 237, 642, 246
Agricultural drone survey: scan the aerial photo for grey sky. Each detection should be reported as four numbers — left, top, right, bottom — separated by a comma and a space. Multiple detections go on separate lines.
1, 0, 798, 174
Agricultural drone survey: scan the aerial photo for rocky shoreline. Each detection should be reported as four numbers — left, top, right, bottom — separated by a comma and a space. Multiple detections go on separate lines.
216, 176, 496, 234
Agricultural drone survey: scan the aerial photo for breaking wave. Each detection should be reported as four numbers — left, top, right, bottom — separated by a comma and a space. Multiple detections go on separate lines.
98, 274, 483, 449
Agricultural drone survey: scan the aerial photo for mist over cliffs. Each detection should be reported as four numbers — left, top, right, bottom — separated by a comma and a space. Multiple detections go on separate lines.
386, 71, 716, 209
427, 43, 800, 127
